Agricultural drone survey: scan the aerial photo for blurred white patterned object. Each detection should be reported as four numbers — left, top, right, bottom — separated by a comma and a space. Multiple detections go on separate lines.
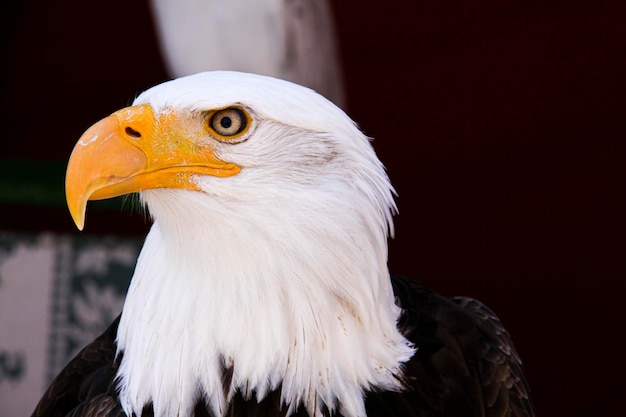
0, 232, 141, 417
148, 0, 346, 107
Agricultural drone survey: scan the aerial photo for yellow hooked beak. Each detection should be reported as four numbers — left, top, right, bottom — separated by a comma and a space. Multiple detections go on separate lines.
65, 104, 241, 230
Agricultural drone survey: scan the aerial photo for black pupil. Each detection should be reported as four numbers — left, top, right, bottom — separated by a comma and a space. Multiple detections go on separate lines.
220, 116, 232, 129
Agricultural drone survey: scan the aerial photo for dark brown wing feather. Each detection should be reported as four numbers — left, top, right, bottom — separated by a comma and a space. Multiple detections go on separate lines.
374, 275, 536, 417
450, 296, 535, 417
31, 276, 534, 417
31, 316, 124, 417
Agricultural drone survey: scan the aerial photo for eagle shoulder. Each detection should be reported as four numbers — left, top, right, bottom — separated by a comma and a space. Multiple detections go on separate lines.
383, 274, 536, 417
31, 316, 123, 417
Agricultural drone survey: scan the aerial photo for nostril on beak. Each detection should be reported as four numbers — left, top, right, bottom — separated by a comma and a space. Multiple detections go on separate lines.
125, 126, 142, 139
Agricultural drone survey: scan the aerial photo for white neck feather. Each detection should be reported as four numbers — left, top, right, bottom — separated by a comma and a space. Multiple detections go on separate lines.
115, 123, 415, 417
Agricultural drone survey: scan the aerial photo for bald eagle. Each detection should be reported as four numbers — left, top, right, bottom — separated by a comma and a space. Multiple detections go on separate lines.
32, 71, 534, 417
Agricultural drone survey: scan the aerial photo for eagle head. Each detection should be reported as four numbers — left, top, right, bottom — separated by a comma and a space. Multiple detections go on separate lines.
65, 71, 413, 417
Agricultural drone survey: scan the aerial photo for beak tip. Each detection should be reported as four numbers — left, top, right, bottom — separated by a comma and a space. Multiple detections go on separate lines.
66, 191, 87, 231
69, 208, 86, 231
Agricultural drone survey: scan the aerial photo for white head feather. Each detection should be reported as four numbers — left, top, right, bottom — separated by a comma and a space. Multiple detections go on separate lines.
114, 71, 414, 417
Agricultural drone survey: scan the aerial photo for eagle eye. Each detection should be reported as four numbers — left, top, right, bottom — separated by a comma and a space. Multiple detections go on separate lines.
208, 107, 249, 141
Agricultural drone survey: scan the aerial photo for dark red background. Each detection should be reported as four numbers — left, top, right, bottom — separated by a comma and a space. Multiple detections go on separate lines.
2, 1, 625, 415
